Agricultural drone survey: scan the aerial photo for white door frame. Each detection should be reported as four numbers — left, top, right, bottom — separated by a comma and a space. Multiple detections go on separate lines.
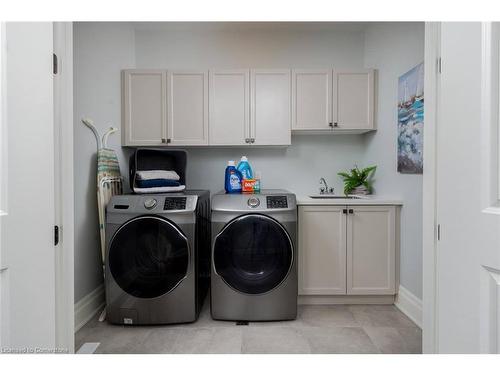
422, 21, 441, 354
0, 21, 9, 349
53, 22, 75, 353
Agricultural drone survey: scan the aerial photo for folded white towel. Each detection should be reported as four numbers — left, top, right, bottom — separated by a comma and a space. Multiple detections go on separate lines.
133, 185, 186, 194
136, 170, 180, 181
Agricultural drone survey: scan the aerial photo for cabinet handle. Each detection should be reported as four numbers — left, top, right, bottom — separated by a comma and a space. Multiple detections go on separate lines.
333, 122, 339, 127
349, 209, 354, 214
161, 138, 166, 144
251, 138, 255, 143
342, 209, 348, 214
329, 122, 333, 127
244, 138, 249, 143
167, 138, 171, 144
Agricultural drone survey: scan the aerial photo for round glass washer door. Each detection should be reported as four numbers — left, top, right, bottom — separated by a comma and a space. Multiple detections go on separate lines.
109, 216, 189, 299
213, 214, 293, 295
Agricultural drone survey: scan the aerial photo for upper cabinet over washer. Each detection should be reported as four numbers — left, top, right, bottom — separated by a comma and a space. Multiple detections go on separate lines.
209, 69, 249, 146
122, 69, 208, 146
122, 70, 167, 146
167, 70, 209, 146
122, 68, 376, 146
250, 69, 291, 146
292, 69, 375, 134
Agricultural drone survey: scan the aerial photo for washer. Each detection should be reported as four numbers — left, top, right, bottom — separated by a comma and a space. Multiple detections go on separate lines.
105, 190, 210, 325
211, 189, 297, 321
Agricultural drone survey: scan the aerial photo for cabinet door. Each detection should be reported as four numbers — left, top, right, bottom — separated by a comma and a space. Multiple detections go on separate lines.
292, 69, 332, 130
209, 69, 249, 146
332, 69, 375, 130
167, 70, 208, 145
250, 69, 291, 146
298, 206, 347, 295
122, 70, 166, 146
346, 206, 396, 295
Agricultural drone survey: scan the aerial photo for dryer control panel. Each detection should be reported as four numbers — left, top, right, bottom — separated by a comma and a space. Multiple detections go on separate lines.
266, 196, 288, 209
163, 197, 187, 210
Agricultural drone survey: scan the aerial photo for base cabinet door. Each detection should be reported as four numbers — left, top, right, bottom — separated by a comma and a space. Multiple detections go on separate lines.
209, 69, 250, 146
346, 206, 396, 295
250, 69, 291, 146
122, 70, 167, 146
298, 206, 347, 295
167, 70, 208, 145
332, 70, 375, 130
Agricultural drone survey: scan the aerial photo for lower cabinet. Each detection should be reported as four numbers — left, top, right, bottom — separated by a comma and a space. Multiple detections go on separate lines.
298, 206, 347, 295
298, 205, 397, 296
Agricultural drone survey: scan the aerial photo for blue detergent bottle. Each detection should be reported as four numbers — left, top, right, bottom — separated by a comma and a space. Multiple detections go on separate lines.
237, 156, 253, 179
224, 161, 243, 193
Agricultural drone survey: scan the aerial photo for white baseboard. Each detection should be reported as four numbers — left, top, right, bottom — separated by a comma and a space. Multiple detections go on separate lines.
74, 284, 105, 332
395, 285, 422, 328
298, 295, 395, 305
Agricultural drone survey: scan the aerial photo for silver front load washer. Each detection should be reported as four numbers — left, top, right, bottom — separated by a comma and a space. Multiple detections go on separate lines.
211, 190, 297, 321
105, 190, 210, 325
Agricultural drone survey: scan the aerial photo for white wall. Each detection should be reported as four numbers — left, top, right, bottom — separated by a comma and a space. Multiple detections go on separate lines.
73, 22, 424, 303
363, 23, 425, 299
73, 23, 135, 302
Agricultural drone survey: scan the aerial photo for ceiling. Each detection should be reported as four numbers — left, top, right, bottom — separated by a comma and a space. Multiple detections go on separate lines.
129, 22, 374, 33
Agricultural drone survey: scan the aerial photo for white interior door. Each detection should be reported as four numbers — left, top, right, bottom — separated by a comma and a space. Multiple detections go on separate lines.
0, 22, 57, 352
0, 22, 8, 349
435, 22, 500, 353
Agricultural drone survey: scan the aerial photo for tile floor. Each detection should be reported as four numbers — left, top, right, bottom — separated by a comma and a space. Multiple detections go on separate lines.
75, 302, 421, 354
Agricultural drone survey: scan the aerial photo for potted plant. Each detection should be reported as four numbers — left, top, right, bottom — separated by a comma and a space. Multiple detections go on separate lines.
337, 165, 377, 195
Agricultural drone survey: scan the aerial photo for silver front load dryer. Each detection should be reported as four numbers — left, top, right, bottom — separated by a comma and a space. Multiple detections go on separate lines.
105, 191, 210, 325
211, 190, 297, 321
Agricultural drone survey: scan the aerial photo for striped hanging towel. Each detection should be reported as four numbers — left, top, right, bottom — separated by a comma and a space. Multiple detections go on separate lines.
97, 148, 122, 263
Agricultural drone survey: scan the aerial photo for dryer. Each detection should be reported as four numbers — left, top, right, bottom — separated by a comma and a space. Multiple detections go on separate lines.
211, 190, 297, 321
105, 191, 210, 325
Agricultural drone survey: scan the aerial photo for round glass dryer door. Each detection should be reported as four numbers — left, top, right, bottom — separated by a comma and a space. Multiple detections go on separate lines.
109, 216, 189, 299
213, 214, 293, 294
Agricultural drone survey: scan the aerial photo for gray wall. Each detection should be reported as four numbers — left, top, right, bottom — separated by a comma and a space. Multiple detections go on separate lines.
73, 22, 424, 303
363, 23, 424, 298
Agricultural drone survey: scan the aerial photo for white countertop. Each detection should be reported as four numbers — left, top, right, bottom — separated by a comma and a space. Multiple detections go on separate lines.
296, 195, 404, 206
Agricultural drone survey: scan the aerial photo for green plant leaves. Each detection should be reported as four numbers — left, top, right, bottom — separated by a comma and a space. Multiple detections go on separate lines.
337, 165, 377, 195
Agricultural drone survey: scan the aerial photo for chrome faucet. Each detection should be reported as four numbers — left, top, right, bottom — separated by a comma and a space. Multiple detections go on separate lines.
319, 177, 333, 194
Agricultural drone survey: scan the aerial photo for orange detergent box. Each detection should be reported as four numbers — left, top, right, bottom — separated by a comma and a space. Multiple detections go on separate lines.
242, 179, 257, 192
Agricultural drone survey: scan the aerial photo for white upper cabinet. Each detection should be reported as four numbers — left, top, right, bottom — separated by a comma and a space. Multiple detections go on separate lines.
250, 69, 291, 146
209, 69, 249, 146
346, 206, 396, 295
292, 69, 375, 133
292, 69, 332, 130
122, 68, 376, 146
122, 70, 166, 146
333, 69, 375, 130
167, 70, 208, 145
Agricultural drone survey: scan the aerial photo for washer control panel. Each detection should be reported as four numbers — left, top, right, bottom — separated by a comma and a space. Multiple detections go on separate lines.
163, 197, 187, 210
247, 197, 260, 208
143, 198, 158, 210
266, 196, 288, 209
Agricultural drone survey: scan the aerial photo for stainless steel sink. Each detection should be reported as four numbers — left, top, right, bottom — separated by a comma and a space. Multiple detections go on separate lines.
308, 195, 365, 199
